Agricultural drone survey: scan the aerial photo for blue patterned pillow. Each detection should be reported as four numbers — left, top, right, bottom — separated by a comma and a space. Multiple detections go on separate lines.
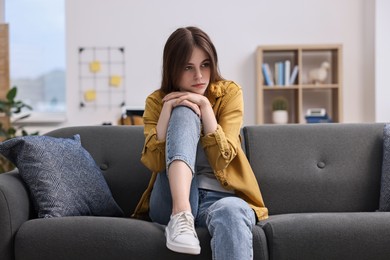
379, 124, 390, 211
0, 135, 124, 218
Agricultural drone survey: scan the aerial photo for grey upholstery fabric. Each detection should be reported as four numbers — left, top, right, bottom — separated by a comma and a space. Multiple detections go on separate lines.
15, 217, 211, 260
0, 171, 31, 260
379, 123, 390, 211
1, 124, 388, 260
253, 224, 269, 260
45, 126, 151, 217
37, 126, 269, 260
259, 212, 390, 260
15, 216, 267, 260
243, 123, 384, 215
0, 135, 123, 218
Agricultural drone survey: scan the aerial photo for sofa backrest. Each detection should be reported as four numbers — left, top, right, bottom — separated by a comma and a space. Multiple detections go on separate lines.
243, 123, 385, 215
46, 123, 386, 217
46, 125, 150, 217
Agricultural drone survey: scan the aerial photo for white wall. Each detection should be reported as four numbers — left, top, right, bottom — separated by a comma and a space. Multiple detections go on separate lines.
63, 0, 376, 128
0, 0, 4, 22
375, 0, 390, 123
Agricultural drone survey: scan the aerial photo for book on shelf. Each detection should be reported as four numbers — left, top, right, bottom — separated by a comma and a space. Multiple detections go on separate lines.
305, 116, 332, 123
263, 60, 298, 87
274, 63, 279, 85
284, 60, 290, 86
289, 65, 298, 85
275, 62, 284, 86
262, 63, 274, 86
272, 60, 298, 86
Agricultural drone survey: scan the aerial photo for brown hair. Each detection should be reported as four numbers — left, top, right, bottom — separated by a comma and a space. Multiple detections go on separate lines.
160, 27, 223, 94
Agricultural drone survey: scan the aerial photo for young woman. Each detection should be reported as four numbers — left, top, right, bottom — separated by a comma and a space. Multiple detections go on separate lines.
133, 26, 268, 259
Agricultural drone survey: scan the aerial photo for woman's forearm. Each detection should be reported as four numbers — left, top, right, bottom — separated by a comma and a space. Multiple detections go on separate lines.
156, 102, 172, 141
200, 99, 217, 135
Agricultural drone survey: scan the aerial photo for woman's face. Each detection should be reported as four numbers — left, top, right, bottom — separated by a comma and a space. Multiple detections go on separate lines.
178, 47, 211, 95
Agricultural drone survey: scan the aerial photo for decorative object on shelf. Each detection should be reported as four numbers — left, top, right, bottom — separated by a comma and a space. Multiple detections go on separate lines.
0, 86, 39, 173
272, 96, 289, 124
305, 108, 332, 123
309, 61, 330, 84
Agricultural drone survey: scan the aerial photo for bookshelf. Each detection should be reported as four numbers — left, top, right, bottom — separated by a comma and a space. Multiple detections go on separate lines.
256, 44, 343, 124
0, 24, 10, 135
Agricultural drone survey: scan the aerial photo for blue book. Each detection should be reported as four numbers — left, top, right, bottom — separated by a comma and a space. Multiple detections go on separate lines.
262, 63, 273, 86
305, 114, 332, 123
265, 63, 274, 86
279, 62, 284, 86
277, 62, 284, 86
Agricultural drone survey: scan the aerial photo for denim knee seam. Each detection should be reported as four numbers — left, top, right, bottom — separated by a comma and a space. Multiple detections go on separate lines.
166, 156, 196, 176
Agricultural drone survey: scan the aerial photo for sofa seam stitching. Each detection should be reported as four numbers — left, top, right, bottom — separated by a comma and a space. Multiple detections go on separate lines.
0, 187, 14, 239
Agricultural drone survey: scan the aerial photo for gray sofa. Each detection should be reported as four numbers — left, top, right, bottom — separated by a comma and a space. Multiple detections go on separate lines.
0, 123, 389, 260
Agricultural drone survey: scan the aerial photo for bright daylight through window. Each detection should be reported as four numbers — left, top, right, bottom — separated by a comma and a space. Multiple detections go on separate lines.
5, 0, 65, 121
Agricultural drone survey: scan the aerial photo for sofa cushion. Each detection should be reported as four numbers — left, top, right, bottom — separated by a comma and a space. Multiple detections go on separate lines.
379, 124, 390, 211
15, 217, 269, 260
15, 217, 211, 260
0, 135, 124, 218
243, 123, 384, 214
259, 212, 390, 260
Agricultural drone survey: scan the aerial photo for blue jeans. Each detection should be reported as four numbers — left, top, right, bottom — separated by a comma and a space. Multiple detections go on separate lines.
149, 106, 256, 260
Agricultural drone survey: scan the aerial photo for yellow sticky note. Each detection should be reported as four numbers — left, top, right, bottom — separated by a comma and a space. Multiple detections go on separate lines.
89, 61, 101, 73
84, 90, 96, 102
109, 75, 122, 87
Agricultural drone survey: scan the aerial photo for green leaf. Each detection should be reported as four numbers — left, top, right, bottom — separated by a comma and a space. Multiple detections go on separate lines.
0, 86, 40, 153
13, 114, 31, 122
21, 129, 28, 136
6, 87, 17, 102
7, 127, 16, 136
13, 107, 22, 114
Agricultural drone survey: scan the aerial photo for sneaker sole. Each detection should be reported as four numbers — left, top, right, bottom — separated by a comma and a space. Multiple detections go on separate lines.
165, 229, 201, 255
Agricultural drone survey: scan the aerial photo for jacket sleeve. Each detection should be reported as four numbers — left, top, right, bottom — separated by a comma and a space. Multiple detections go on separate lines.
140, 94, 166, 173
201, 84, 243, 171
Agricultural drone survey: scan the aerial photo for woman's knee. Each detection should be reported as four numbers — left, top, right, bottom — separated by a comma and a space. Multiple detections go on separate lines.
207, 197, 255, 226
172, 105, 198, 116
170, 106, 200, 126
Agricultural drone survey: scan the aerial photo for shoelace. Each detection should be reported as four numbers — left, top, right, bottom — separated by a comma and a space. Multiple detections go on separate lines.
172, 212, 197, 239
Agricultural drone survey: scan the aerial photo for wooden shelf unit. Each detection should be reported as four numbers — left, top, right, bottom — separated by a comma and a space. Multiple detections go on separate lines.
0, 24, 10, 134
256, 44, 343, 124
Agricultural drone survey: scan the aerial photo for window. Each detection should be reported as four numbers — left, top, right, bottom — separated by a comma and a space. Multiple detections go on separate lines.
5, 0, 65, 122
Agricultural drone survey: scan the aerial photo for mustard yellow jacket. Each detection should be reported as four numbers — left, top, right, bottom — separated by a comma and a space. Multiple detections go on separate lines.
132, 80, 268, 221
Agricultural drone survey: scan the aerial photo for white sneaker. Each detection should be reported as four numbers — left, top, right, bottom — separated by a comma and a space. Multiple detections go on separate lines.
165, 211, 201, 255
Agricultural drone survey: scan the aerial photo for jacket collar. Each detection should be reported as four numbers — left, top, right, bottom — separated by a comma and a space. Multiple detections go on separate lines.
206, 81, 227, 107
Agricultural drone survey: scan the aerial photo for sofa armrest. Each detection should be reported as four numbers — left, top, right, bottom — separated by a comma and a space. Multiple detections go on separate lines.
0, 170, 32, 260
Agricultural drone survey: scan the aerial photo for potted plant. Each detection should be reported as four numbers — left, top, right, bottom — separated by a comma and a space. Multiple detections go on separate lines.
0, 86, 39, 173
272, 96, 289, 124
